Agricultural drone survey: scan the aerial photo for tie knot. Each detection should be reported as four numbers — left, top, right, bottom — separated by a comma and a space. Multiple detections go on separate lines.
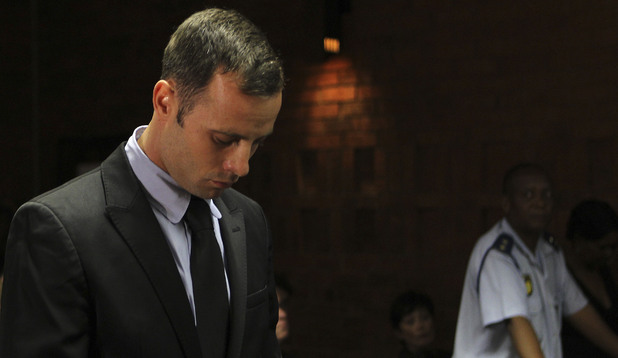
185, 196, 214, 232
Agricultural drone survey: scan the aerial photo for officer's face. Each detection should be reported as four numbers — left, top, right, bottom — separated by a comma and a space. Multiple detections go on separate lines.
503, 170, 553, 238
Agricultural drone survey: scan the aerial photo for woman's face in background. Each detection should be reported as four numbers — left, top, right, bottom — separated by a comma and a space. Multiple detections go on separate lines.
575, 230, 618, 269
396, 307, 436, 352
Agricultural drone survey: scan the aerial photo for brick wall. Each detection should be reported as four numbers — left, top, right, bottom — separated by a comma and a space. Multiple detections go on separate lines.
253, 1, 618, 356
3, 1, 618, 357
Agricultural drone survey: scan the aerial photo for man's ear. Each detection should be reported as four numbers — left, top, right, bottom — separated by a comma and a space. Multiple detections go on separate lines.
152, 80, 177, 120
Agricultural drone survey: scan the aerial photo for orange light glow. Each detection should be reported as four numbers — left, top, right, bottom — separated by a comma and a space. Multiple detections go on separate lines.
323, 37, 340, 54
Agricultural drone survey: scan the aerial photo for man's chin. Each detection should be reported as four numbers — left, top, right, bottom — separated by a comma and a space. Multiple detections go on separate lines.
525, 216, 551, 233
193, 187, 227, 200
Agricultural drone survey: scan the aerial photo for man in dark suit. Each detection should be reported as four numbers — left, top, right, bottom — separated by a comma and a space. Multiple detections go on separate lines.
0, 7, 284, 358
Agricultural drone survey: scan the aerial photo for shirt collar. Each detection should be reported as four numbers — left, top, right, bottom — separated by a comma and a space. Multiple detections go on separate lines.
500, 218, 542, 262
124, 125, 221, 223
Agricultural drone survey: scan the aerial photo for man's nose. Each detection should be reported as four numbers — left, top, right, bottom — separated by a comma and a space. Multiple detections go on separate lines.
223, 144, 251, 178
533, 193, 551, 207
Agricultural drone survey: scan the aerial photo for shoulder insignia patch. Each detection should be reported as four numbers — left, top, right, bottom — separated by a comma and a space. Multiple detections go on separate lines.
543, 232, 560, 251
523, 274, 533, 296
476, 233, 519, 293
492, 233, 514, 254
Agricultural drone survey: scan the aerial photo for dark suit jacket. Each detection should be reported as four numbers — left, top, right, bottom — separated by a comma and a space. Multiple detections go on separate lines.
0, 145, 280, 358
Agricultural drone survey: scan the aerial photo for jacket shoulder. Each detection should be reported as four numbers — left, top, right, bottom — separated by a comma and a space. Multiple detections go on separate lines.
219, 189, 260, 211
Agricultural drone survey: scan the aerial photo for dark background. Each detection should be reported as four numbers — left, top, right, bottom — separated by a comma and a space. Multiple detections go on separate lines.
3, 1, 618, 357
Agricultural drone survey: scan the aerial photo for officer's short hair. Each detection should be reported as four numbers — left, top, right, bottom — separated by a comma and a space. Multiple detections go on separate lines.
502, 163, 549, 195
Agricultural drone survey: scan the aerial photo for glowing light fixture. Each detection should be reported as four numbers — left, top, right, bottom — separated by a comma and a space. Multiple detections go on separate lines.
324, 0, 349, 55
323, 37, 340, 54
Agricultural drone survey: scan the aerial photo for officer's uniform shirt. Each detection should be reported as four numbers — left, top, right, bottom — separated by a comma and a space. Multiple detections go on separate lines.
453, 219, 587, 358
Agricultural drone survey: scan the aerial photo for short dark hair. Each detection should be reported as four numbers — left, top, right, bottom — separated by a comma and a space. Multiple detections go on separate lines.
502, 162, 549, 195
161, 7, 285, 125
566, 199, 618, 242
389, 290, 435, 329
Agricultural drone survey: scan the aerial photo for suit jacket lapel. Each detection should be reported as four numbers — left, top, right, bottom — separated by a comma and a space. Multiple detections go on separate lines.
100, 145, 202, 358
215, 196, 247, 358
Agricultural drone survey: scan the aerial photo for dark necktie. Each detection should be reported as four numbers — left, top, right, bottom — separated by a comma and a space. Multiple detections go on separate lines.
184, 196, 229, 358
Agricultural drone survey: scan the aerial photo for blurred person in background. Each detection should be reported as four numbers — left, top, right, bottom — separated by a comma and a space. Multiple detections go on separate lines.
0, 204, 14, 310
276, 273, 295, 358
562, 199, 618, 358
390, 290, 451, 358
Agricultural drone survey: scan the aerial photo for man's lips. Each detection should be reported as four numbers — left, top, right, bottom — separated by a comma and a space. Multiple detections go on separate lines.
529, 213, 551, 222
211, 180, 233, 189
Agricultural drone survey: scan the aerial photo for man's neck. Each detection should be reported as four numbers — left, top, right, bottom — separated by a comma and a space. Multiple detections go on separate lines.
503, 219, 541, 252
515, 230, 540, 253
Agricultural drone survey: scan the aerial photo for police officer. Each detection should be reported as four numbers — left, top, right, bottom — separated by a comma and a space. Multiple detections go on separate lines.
453, 163, 618, 358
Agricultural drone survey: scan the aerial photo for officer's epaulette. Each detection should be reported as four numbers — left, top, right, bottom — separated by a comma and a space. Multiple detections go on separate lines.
491, 233, 515, 255
476, 233, 519, 293
543, 232, 560, 251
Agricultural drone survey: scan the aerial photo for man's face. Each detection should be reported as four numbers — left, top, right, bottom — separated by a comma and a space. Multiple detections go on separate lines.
159, 73, 282, 199
503, 170, 554, 238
